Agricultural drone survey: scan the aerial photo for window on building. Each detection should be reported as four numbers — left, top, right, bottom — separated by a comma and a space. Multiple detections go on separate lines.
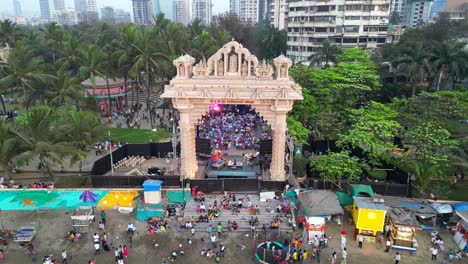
329, 27, 335, 32
379, 27, 387, 31
344, 26, 359, 33
338, 5, 344, 11
346, 5, 362, 11
343, 38, 358, 43
318, 6, 330, 12
315, 27, 327, 32
377, 38, 386, 43
359, 38, 367, 43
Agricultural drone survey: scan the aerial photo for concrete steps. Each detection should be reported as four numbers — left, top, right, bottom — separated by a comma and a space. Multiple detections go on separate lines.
183, 194, 293, 233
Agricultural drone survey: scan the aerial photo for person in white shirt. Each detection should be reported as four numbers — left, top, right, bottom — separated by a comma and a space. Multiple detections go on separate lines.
342, 247, 347, 264
94, 243, 100, 255
385, 240, 392, 253
200, 203, 206, 212
127, 223, 136, 234
61, 250, 68, 264
395, 252, 400, 264
431, 247, 438, 260
358, 234, 364, 248
93, 233, 99, 243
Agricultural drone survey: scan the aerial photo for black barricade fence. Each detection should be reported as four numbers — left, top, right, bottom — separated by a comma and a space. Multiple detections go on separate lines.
259, 139, 273, 155
91, 175, 181, 188
91, 143, 179, 176
196, 138, 211, 155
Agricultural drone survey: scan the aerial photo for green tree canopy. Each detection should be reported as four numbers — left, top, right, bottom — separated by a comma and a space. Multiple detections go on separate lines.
310, 151, 362, 186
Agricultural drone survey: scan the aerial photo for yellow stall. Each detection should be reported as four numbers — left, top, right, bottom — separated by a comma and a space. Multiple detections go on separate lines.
352, 196, 387, 242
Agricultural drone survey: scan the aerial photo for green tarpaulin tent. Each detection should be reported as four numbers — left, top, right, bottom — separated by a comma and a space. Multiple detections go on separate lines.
336, 191, 354, 206
349, 184, 374, 197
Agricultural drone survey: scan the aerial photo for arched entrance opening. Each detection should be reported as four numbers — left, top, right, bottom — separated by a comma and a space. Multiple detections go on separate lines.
161, 40, 303, 181
196, 103, 272, 180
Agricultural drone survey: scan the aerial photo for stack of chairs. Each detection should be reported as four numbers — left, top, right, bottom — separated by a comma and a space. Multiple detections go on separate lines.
112, 156, 146, 170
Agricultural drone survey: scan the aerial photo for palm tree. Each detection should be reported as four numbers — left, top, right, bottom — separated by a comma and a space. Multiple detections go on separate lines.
79, 44, 106, 99
115, 25, 138, 110
394, 42, 433, 97
62, 110, 104, 172
255, 25, 287, 60
0, 120, 25, 179
11, 106, 79, 181
152, 13, 170, 36
188, 18, 204, 40
0, 42, 52, 106
40, 23, 65, 64
191, 30, 218, 61
212, 29, 231, 50
160, 23, 190, 57
431, 41, 468, 90
47, 70, 83, 107
58, 32, 84, 76
131, 29, 170, 128
308, 40, 341, 67
0, 19, 20, 48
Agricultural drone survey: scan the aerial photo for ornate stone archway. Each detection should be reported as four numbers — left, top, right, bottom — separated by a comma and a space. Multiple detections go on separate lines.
161, 40, 303, 181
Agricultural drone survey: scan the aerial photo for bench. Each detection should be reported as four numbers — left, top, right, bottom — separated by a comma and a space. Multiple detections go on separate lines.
118, 207, 134, 214
392, 245, 417, 254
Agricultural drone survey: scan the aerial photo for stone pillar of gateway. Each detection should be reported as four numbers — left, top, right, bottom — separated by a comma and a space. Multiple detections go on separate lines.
161, 40, 303, 182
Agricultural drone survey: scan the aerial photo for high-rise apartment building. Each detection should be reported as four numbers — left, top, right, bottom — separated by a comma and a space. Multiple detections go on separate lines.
402, 0, 433, 28
54, 0, 65, 10
75, 0, 98, 22
53, 9, 78, 25
87, 0, 97, 12
176, 0, 190, 25
158, 0, 177, 21
115, 9, 132, 24
287, 0, 391, 63
429, 0, 447, 18
445, 0, 468, 20
74, 0, 87, 12
13, 0, 22, 16
101, 6, 115, 22
391, 0, 406, 14
238, 0, 260, 23
230, 0, 240, 14
231, 0, 268, 23
192, 0, 212, 25
267, 0, 288, 30
39, 0, 52, 21
132, 0, 154, 25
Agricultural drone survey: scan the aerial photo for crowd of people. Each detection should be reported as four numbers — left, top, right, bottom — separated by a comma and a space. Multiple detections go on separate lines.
198, 105, 271, 151
0, 177, 54, 190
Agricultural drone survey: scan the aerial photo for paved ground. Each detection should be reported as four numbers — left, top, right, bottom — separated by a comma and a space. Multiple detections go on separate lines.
0, 209, 465, 264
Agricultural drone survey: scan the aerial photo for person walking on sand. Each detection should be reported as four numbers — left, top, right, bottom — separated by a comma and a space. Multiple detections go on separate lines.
329, 252, 337, 264
217, 222, 223, 238
100, 210, 106, 225
342, 248, 347, 264
123, 245, 129, 258
358, 234, 364, 248
385, 240, 391, 253
61, 250, 68, 264
431, 247, 438, 261
394, 252, 400, 264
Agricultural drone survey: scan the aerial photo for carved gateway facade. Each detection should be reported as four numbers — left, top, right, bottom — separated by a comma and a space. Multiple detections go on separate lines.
161, 40, 303, 181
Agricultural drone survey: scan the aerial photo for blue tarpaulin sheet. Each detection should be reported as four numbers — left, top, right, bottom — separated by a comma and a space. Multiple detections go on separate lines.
452, 202, 468, 211
399, 203, 424, 209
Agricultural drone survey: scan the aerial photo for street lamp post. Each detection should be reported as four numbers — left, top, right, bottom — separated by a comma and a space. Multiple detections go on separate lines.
108, 130, 114, 176
170, 117, 177, 175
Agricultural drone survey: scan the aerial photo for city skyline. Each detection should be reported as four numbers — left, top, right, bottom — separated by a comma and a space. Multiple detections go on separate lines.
1, 0, 229, 19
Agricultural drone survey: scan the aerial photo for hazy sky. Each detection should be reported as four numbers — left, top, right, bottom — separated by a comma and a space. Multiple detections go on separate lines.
2, 0, 229, 19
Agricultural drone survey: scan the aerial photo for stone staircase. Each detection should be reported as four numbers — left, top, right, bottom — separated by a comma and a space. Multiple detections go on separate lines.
183, 194, 293, 233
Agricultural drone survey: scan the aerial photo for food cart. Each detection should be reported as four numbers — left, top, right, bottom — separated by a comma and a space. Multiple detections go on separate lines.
305, 217, 326, 242
388, 207, 419, 249
71, 206, 95, 233
296, 190, 344, 244
453, 210, 468, 251
13, 226, 36, 243
352, 196, 387, 242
